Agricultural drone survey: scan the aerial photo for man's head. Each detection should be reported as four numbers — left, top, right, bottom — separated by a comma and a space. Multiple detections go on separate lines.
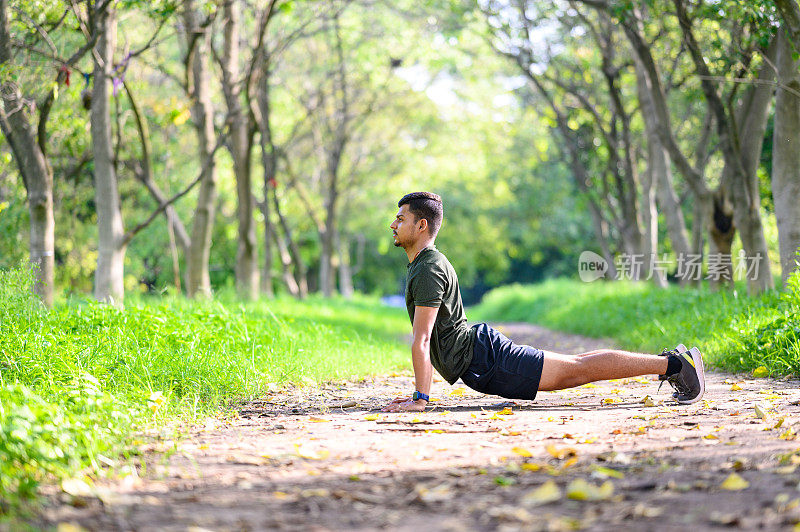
390, 192, 443, 249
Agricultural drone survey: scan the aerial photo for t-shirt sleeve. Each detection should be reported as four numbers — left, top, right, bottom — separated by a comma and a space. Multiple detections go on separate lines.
411, 266, 446, 308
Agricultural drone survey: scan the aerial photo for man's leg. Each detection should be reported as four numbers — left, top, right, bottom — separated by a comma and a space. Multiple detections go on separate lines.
538, 349, 668, 391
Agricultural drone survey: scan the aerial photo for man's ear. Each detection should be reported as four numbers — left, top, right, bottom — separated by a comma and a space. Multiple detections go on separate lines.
417, 217, 428, 235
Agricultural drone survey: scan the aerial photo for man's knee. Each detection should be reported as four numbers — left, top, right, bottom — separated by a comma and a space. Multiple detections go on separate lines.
540, 354, 586, 391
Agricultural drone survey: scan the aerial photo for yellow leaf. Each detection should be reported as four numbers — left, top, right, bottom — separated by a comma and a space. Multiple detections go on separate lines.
566, 478, 614, 501
703, 434, 719, 440
497, 407, 514, 415
512, 447, 533, 458
754, 404, 767, 420
364, 414, 380, 421
426, 429, 444, 434
521, 463, 542, 472
642, 395, 656, 407
449, 388, 466, 396
61, 477, 94, 497
522, 480, 561, 506
561, 456, 578, 469
774, 417, 786, 429
294, 444, 329, 460
753, 366, 769, 378
272, 491, 290, 499
546, 444, 577, 460
411, 417, 423, 423
780, 429, 797, 440
172, 108, 191, 126
471, 413, 477, 418
308, 417, 330, 423
591, 465, 624, 479
439, 410, 452, 416
720, 473, 749, 491
730, 383, 742, 391
57, 524, 87, 532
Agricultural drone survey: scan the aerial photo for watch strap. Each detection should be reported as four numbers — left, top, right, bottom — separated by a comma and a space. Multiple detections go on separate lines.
412, 391, 430, 402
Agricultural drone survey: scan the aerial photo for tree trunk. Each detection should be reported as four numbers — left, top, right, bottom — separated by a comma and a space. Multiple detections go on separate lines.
671, 0, 773, 294
91, 7, 125, 305
640, 164, 666, 286
338, 232, 354, 298
708, 191, 735, 289
222, 0, 258, 300
0, 0, 55, 306
268, 209, 300, 297
772, 29, 800, 285
272, 187, 308, 298
634, 57, 691, 283
255, 61, 277, 298
183, 3, 218, 298
320, 174, 338, 297
260, 196, 275, 297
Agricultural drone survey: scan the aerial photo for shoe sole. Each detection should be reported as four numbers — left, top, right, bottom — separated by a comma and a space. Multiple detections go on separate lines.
675, 347, 705, 404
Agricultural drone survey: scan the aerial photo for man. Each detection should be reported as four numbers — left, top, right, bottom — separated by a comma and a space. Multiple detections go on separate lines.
383, 191, 705, 413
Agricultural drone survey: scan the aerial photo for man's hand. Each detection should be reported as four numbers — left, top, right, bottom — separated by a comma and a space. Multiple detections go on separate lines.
381, 398, 427, 412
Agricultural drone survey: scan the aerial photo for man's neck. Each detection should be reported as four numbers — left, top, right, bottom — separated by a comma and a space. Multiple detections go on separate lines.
406, 238, 435, 263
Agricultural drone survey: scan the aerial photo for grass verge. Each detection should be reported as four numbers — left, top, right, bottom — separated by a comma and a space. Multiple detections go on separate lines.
0, 266, 409, 517
471, 273, 800, 376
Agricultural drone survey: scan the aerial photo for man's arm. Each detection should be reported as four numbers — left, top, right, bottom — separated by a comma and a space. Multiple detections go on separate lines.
382, 305, 438, 412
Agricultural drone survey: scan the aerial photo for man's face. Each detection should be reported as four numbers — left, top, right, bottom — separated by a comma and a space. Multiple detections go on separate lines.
390, 204, 423, 249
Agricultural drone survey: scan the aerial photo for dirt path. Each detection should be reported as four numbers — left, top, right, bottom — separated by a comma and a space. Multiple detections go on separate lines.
42, 324, 800, 531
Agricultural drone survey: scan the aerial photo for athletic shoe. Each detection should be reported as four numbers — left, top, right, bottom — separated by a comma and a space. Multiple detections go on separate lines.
658, 346, 705, 404
659, 343, 688, 358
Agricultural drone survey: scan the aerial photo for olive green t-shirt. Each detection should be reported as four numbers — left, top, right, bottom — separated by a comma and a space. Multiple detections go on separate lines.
405, 245, 476, 384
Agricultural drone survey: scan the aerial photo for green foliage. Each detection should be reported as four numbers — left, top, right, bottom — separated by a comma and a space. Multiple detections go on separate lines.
719, 270, 800, 375
0, 265, 410, 511
471, 277, 799, 376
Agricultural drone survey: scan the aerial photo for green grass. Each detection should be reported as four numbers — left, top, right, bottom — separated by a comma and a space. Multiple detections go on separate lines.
471, 273, 800, 376
0, 266, 410, 516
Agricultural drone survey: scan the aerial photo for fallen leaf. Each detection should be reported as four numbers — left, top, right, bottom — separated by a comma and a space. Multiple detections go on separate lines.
753, 366, 769, 378
449, 388, 466, 396
780, 428, 797, 440
774, 417, 786, 429
561, 456, 578, 469
414, 483, 451, 503
521, 463, 543, 472
642, 395, 656, 407
591, 465, 624, 479
754, 404, 767, 420
546, 444, 577, 460
294, 444, 329, 460
300, 488, 329, 497
364, 413, 380, 421
57, 524, 87, 532
566, 478, 614, 501
512, 447, 533, 458
497, 407, 514, 415
522, 480, 561, 506
730, 383, 742, 391
720, 473, 749, 491
61, 478, 94, 497
308, 417, 330, 423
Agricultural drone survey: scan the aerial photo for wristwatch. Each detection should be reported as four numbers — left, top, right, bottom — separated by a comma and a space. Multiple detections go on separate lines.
412, 391, 430, 402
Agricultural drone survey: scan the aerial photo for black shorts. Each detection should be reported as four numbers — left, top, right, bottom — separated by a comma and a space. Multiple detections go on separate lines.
459, 323, 544, 401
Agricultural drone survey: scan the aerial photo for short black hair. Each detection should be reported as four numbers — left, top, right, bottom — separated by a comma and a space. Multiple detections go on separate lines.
398, 192, 443, 236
